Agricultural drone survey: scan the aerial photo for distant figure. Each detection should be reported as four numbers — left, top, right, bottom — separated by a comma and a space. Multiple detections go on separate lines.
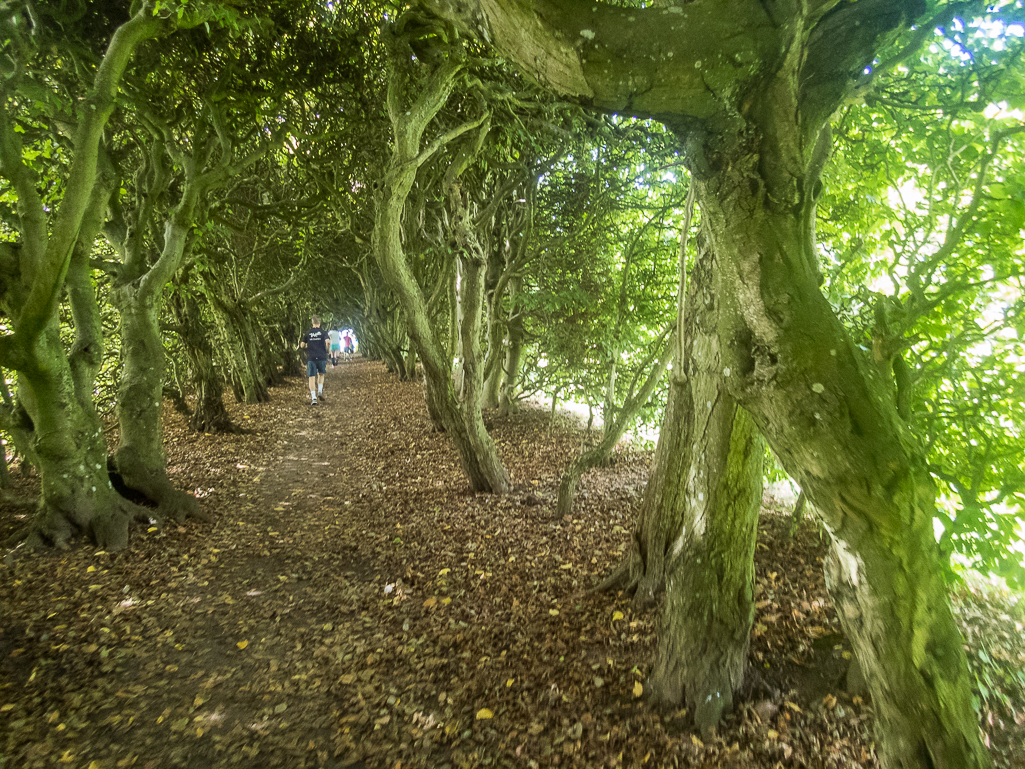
342, 331, 354, 362
328, 328, 341, 365
300, 315, 330, 405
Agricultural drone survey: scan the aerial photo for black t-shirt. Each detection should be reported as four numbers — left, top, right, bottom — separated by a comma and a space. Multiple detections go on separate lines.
303, 327, 328, 361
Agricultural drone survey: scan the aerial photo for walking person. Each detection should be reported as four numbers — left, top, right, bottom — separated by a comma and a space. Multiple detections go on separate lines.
300, 315, 330, 405
329, 328, 341, 366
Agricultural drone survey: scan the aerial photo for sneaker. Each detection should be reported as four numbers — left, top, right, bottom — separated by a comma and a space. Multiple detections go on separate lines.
311, 398, 318, 405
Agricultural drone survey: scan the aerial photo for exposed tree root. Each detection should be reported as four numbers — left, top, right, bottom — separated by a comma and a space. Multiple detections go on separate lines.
155, 486, 211, 524
111, 455, 212, 525
591, 548, 642, 595
188, 410, 249, 435
0, 492, 38, 509
4, 493, 153, 552
120, 476, 210, 525
4, 524, 33, 550
591, 537, 668, 611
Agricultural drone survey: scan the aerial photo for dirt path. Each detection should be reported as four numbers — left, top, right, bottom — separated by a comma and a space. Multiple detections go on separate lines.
1, 361, 1022, 769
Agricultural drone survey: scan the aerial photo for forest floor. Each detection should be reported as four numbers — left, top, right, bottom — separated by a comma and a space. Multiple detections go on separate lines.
1, 359, 1023, 769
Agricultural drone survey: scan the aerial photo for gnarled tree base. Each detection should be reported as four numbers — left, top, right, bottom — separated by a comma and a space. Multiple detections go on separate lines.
646, 558, 752, 731
189, 407, 244, 435
112, 454, 210, 525
6, 490, 153, 552
592, 531, 670, 611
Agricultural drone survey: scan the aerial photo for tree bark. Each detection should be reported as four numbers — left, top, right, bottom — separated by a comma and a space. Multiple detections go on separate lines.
424, 1, 991, 764
19, 325, 147, 549
454, 237, 512, 490
107, 132, 215, 521
499, 277, 525, 415
645, 241, 763, 725
598, 241, 764, 726
0, 3, 167, 549
649, 406, 763, 730
372, 16, 510, 491
481, 248, 511, 411
445, 172, 512, 489
113, 268, 202, 522
172, 289, 237, 434
2, 208, 147, 550
703, 161, 989, 766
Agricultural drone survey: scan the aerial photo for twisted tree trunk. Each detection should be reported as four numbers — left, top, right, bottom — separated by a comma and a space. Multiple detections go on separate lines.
172, 290, 237, 434
423, 1, 992, 763
0, 4, 168, 549
372, 16, 510, 492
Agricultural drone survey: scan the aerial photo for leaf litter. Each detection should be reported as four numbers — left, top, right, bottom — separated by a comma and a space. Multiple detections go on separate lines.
0, 359, 1022, 769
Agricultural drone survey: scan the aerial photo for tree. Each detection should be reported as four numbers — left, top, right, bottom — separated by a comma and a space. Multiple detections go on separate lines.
372, 13, 512, 492
555, 325, 672, 518
422, 0, 996, 766
168, 275, 237, 433
0, 1, 189, 548
548, 140, 690, 517
102, 18, 284, 518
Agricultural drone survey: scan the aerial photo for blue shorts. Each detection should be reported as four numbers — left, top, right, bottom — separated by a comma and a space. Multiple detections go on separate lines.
307, 359, 327, 377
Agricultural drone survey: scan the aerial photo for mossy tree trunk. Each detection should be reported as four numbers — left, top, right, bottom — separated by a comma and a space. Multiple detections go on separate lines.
646, 297, 765, 724
601, 241, 764, 729
0, 375, 39, 478
699, 134, 988, 766
445, 174, 512, 489
16, 324, 146, 549
1, 192, 151, 550
171, 287, 236, 434
648, 405, 763, 729
0, 5, 168, 549
108, 105, 275, 519
109, 149, 204, 522
372, 16, 510, 491
481, 224, 515, 412
429, 1, 993, 764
